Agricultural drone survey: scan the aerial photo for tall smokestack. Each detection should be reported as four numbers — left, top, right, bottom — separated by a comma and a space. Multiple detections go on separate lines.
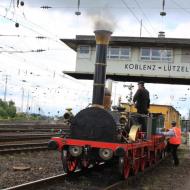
92, 30, 112, 105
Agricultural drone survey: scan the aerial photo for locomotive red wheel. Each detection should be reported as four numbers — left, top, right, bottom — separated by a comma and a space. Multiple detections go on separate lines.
132, 159, 140, 175
62, 150, 78, 173
140, 158, 146, 171
161, 150, 166, 158
149, 152, 155, 165
155, 151, 161, 162
124, 158, 130, 179
80, 158, 90, 170
118, 157, 130, 180
148, 159, 153, 166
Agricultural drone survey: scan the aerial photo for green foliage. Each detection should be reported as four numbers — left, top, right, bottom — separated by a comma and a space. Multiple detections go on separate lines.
13, 112, 48, 121
0, 99, 49, 121
0, 107, 7, 118
0, 99, 16, 119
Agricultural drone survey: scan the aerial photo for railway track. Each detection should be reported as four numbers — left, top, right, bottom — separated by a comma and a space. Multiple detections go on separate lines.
0, 123, 70, 133
0, 134, 56, 142
0, 142, 49, 154
102, 158, 164, 190
0, 132, 71, 142
3, 147, 188, 190
0, 123, 67, 128
0, 128, 70, 133
2, 156, 167, 190
3, 163, 113, 190
3, 174, 68, 190
0, 128, 70, 143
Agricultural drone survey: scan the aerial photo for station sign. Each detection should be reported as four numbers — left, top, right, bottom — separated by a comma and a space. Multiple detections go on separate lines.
123, 62, 190, 78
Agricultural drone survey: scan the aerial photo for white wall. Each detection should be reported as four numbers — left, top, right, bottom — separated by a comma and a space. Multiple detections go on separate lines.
75, 46, 190, 79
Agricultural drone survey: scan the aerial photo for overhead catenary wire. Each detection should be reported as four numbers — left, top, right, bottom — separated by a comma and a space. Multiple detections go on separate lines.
0, 63, 92, 111
0, 49, 46, 53
0, 6, 63, 46
133, 0, 157, 35
0, 46, 89, 101
0, 11, 88, 87
171, 0, 190, 15
0, 49, 87, 87
38, 4, 190, 10
120, 0, 153, 37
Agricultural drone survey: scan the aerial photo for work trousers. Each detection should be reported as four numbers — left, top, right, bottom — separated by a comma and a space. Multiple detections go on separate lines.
137, 110, 148, 133
137, 116, 147, 132
167, 143, 179, 166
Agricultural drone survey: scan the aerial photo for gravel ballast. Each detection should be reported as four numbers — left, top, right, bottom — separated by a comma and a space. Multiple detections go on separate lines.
1, 146, 190, 190
0, 150, 63, 189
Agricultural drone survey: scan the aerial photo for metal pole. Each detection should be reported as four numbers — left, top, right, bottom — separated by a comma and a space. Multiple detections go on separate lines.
114, 84, 117, 105
3, 75, 8, 101
140, 19, 142, 37
21, 87, 24, 112
26, 91, 29, 113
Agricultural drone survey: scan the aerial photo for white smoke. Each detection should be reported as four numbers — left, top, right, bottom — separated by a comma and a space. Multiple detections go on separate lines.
92, 14, 115, 32
87, 8, 117, 32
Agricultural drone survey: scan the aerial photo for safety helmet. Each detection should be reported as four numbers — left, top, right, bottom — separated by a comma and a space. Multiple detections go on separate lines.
171, 121, 176, 126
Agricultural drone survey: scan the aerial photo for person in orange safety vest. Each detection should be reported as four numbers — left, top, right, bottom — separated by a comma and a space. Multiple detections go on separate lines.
163, 121, 181, 166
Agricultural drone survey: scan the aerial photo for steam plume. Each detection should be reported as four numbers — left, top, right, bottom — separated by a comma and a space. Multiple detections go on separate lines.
87, 8, 116, 32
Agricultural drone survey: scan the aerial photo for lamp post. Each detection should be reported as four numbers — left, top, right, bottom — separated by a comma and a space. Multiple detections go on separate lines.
20, 80, 27, 112
3, 75, 10, 101
113, 82, 118, 106
123, 83, 134, 104
48, 112, 50, 123
152, 94, 158, 104
21, 87, 24, 112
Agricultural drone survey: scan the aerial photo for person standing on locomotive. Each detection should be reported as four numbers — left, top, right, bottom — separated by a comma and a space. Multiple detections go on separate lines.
133, 81, 150, 132
163, 121, 181, 166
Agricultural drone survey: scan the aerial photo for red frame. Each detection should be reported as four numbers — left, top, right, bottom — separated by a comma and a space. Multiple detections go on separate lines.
51, 134, 165, 153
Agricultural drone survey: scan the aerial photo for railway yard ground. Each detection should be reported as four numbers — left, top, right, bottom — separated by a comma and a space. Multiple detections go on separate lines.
0, 144, 190, 190
0, 150, 63, 189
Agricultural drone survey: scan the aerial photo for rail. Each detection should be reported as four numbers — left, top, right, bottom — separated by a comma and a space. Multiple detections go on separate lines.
3, 174, 67, 190
0, 142, 49, 154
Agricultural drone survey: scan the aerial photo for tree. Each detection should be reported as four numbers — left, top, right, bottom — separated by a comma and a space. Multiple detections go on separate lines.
0, 99, 16, 119
0, 107, 7, 118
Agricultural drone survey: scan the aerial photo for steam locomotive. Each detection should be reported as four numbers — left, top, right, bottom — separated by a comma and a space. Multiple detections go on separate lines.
48, 30, 166, 179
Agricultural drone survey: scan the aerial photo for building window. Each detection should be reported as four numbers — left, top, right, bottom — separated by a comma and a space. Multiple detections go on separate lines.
140, 48, 173, 62
181, 49, 190, 63
107, 47, 131, 60
141, 48, 151, 60
79, 45, 90, 54
120, 48, 131, 59
78, 45, 90, 58
109, 47, 119, 59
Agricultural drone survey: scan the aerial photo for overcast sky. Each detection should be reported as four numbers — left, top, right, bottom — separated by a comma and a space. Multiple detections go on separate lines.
0, 0, 190, 117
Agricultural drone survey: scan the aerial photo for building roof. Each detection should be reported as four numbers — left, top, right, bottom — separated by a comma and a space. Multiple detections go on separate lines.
63, 71, 190, 85
60, 35, 190, 51
150, 104, 180, 115
122, 102, 181, 115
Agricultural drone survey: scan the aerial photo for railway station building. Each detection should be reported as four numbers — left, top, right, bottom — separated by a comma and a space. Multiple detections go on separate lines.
61, 35, 190, 84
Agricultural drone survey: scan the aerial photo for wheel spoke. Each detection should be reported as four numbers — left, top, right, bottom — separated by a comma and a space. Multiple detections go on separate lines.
62, 150, 77, 173
80, 158, 90, 170
119, 157, 131, 180
140, 158, 146, 171
132, 159, 140, 175
124, 158, 130, 179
